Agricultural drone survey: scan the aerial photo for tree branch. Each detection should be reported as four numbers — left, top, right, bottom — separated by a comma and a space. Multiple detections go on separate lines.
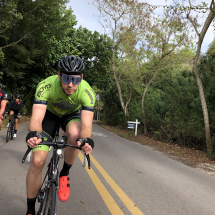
164, 35, 185, 57
0, 5, 40, 34
186, 0, 200, 36
0, 28, 37, 49
125, 86, 133, 111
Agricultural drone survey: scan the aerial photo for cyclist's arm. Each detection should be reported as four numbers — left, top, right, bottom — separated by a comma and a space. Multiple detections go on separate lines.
30, 78, 51, 132
77, 110, 94, 155
79, 110, 94, 138
0, 100, 7, 118
29, 104, 47, 133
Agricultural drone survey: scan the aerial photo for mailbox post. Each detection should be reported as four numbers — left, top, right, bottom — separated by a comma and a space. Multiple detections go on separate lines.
127, 119, 140, 136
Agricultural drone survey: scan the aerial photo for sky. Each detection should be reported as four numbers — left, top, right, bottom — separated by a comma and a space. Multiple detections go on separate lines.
68, 0, 214, 53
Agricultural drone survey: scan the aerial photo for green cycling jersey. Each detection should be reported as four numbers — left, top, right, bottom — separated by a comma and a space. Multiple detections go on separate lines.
34, 75, 95, 117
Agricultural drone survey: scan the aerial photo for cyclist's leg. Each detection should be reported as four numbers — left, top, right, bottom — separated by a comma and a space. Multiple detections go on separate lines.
14, 110, 19, 130
61, 109, 81, 165
26, 110, 59, 214
58, 109, 81, 201
7, 110, 13, 126
27, 150, 49, 197
9, 110, 13, 120
13, 110, 19, 137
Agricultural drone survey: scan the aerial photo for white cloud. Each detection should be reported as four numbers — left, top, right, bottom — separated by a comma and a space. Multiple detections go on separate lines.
68, 0, 214, 52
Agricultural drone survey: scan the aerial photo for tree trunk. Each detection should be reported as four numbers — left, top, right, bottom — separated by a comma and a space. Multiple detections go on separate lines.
112, 45, 130, 118
112, 47, 124, 113
22, 89, 33, 102
188, 8, 215, 157
141, 62, 162, 134
193, 63, 212, 156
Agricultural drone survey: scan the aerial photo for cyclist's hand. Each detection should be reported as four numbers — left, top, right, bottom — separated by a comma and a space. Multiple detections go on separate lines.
76, 138, 94, 155
26, 131, 43, 148
17, 114, 21, 118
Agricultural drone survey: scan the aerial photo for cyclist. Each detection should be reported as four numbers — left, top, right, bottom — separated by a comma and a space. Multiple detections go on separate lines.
25, 55, 95, 215
0, 84, 8, 135
5, 94, 23, 138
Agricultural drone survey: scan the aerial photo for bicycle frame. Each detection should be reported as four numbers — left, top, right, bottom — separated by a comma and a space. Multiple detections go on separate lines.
6, 114, 17, 142
37, 147, 61, 214
37, 123, 62, 215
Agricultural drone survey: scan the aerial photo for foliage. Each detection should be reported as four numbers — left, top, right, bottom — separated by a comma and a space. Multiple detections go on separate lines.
100, 46, 215, 152
0, 0, 113, 115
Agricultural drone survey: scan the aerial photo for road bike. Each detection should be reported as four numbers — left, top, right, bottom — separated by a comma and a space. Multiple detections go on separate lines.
6, 114, 18, 142
22, 124, 91, 215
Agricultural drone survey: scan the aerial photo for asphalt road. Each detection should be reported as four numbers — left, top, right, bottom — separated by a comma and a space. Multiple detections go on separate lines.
0, 121, 215, 215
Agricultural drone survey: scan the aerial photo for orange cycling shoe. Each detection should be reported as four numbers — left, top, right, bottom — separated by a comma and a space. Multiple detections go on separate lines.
58, 176, 70, 201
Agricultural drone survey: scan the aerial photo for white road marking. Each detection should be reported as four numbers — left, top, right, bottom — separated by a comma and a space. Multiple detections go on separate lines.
92, 132, 107, 137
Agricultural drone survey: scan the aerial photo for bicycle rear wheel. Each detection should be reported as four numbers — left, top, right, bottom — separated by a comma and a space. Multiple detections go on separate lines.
6, 125, 11, 142
44, 182, 57, 215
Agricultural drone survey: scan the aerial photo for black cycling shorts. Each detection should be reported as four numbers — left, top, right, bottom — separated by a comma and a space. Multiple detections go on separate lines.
9, 110, 20, 119
42, 109, 81, 140
33, 109, 81, 152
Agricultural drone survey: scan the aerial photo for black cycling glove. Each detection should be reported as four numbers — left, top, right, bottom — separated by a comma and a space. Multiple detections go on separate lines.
26, 131, 43, 143
76, 138, 94, 149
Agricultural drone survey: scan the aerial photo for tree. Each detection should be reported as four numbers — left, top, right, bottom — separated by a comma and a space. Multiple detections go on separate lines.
170, 0, 215, 157
93, 0, 153, 118
0, 2, 76, 100
112, 31, 143, 118
136, 6, 191, 134
0, 0, 71, 51
0, 2, 113, 114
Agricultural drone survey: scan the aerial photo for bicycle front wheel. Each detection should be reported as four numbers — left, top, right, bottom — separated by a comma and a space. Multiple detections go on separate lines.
10, 122, 14, 140
6, 125, 11, 142
44, 183, 57, 215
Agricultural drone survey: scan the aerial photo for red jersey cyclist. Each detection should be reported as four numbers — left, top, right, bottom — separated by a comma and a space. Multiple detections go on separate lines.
0, 84, 8, 136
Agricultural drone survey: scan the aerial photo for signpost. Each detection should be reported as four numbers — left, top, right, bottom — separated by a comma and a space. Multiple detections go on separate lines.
127, 119, 140, 136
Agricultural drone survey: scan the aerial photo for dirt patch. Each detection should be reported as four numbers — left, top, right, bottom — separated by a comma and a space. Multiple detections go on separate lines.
97, 121, 215, 176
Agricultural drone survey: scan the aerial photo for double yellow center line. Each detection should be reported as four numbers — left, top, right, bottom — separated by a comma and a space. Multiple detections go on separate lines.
78, 153, 144, 215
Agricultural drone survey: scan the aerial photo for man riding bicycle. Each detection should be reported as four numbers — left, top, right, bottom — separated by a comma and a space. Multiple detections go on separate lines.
0, 84, 8, 136
5, 94, 23, 138
25, 55, 95, 215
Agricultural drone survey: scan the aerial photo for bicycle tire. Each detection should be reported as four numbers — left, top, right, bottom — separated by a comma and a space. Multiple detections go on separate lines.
44, 182, 56, 215
10, 120, 14, 140
6, 125, 11, 142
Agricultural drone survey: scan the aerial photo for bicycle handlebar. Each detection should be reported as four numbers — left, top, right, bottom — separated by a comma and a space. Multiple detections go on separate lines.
4, 114, 21, 118
22, 141, 91, 169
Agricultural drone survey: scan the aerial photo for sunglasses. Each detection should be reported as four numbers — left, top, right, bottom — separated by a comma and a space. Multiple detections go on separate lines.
61, 75, 82, 85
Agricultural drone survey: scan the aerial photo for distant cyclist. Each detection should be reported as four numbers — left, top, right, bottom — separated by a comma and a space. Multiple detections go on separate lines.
5, 94, 23, 138
61, 130, 66, 142
0, 84, 8, 135
25, 55, 95, 215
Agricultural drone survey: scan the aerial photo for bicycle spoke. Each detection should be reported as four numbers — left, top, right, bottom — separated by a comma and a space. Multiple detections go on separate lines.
44, 183, 56, 215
